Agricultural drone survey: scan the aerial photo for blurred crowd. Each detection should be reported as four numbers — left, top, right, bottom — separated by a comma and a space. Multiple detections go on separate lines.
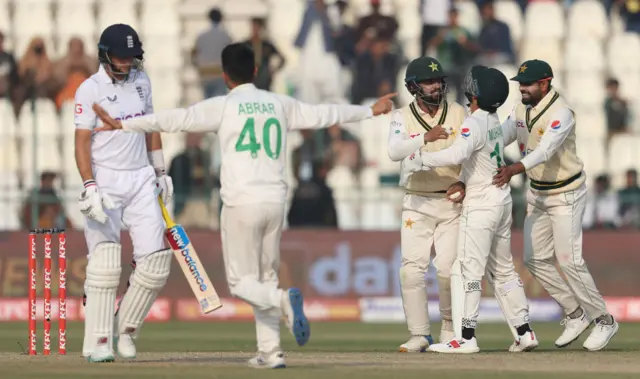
9, 0, 640, 231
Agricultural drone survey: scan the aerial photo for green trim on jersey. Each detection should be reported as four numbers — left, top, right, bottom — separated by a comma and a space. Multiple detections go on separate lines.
526, 92, 559, 133
409, 101, 448, 132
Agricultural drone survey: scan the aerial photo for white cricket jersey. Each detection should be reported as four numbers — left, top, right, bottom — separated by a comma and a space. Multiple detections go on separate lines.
74, 65, 153, 171
118, 83, 374, 207
421, 109, 511, 206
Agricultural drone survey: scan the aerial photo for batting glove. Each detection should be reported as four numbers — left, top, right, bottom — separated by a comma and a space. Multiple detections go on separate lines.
78, 180, 115, 224
155, 171, 174, 205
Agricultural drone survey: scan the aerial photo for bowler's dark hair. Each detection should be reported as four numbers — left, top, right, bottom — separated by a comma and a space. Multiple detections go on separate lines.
221, 43, 256, 84
208, 8, 222, 24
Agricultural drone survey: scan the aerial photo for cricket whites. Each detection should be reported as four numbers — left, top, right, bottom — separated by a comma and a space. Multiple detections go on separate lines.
157, 197, 222, 314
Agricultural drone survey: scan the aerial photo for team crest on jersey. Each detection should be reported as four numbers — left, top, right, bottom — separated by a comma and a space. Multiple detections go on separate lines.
136, 86, 144, 100
550, 120, 561, 130
461, 128, 470, 138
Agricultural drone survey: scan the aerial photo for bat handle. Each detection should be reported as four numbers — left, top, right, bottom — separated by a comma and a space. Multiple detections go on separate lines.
157, 196, 177, 228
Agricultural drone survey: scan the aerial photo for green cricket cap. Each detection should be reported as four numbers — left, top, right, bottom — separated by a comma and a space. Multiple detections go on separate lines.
510, 59, 554, 83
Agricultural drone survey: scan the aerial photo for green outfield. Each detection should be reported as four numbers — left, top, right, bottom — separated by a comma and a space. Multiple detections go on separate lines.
1, 321, 639, 379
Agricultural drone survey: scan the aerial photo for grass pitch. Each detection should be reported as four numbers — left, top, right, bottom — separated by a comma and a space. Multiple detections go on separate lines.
1, 321, 639, 379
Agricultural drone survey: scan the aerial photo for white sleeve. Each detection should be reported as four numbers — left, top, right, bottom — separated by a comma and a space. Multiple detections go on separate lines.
121, 96, 227, 133
144, 76, 154, 114
275, 94, 374, 131
74, 80, 98, 130
387, 111, 424, 161
501, 107, 518, 146
520, 107, 574, 170
421, 120, 482, 168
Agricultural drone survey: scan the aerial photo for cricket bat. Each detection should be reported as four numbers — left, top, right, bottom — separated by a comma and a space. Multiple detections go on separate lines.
157, 197, 222, 314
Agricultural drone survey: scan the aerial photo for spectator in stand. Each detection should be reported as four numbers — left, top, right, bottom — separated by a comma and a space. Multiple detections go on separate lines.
351, 37, 399, 105
332, 0, 358, 67
288, 160, 338, 228
294, 0, 343, 103
605, 78, 630, 146
476, 0, 515, 66
52, 37, 98, 109
243, 17, 286, 91
168, 132, 219, 229
21, 171, 73, 230
430, 7, 477, 104
355, 0, 398, 43
618, 169, 640, 228
583, 174, 620, 230
420, 0, 452, 56
0, 32, 19, 104
192, 8, 232, 98
316, 124, 364, 176
14, 37, 55, 116
620, 0, 640, 33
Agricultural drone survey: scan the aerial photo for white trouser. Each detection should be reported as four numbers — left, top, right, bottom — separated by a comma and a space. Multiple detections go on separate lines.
524, 183, 608, 320
457, 203, 526, 329
83, 165, 166, 260
221, 202, 286, 354
400, 194, 460, 336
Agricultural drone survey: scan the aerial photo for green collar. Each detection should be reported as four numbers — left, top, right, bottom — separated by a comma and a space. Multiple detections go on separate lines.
526, 92, 559, 133
410, 101, 448, 132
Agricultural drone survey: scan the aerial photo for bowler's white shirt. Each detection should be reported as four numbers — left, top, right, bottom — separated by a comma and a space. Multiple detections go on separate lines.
118, 83, 374, 207
421, 109, 511, 206
74, 65, 153, 171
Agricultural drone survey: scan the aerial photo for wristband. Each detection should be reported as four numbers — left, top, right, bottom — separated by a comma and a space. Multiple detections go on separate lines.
83, 180, 96, 189
148, 150, 166, 175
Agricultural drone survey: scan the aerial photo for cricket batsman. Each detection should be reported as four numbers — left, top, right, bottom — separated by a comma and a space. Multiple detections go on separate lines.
406, 66, 538, 354
493, 59, 619, 351
90, 43, 396, 368
387, 57, 466, 352
74, 24, 174, 362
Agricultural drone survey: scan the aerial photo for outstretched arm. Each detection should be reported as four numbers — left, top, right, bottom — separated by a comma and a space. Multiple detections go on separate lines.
421, 123, 482, 168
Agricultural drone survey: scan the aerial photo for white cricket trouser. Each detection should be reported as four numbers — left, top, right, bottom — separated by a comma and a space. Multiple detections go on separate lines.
221, 202, 286, 355
524, 183, 608, 320
84, 165, 165, 260
400, 194, 459, 336
458, 203, 524, 328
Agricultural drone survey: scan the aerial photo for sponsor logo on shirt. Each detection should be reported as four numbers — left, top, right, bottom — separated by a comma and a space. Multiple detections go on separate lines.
550, 120, 561, 130
115, 110, 146, 121
516, 120, 525, 128
461, 128, 470, 138
409, 133, 420, 139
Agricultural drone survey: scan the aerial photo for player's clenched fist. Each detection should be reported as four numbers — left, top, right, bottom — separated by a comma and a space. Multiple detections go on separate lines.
155, 173, 174, 205
424, 125, 449, 143
446, 181, 466, 203
78, 181, 115, 224
370, 92, 398, 116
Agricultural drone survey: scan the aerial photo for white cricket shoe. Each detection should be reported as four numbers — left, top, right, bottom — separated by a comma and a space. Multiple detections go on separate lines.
117, 333, 137, 359
555, 311, 591, 348
509, 331, 539, 352
398, 335, 432, 352
583, 318, 619, 351
248, 351, 286, 369
429, 337, 480, 354
440, 320, 455, 343
281, 288, 310, 346
88, 338, 115, 363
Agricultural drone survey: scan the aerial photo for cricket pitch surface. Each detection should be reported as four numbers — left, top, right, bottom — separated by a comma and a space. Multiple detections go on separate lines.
1, 322, 638, 379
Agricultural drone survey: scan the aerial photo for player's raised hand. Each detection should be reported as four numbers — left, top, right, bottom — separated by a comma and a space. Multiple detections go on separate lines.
371, 92, 398, 116
92, 103, 124, 131
424, 125, 449, 143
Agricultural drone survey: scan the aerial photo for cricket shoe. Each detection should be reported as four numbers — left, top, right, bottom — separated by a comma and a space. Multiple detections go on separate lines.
429, 338, 480, 354
440, 320, 455, 343
248, 351, 286, 369
509, 331, 539, 352
555, 310, 591, 348
281, 288, 310, 346
398, 335, 433, 352
117, 333, 136, 359
583, 317, 619, 351
87, 338, 115, 363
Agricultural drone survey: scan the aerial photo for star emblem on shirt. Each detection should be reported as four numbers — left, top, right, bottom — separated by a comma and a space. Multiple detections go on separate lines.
448, 128, 457, 139
429, 62, 439, 72
537, 128, 544, 137
404, 218, 415, 229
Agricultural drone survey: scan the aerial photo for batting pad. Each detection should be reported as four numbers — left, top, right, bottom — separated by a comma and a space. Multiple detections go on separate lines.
117, 249, 172, 336
84, 243, 122, 354
493, 275, 530, 333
